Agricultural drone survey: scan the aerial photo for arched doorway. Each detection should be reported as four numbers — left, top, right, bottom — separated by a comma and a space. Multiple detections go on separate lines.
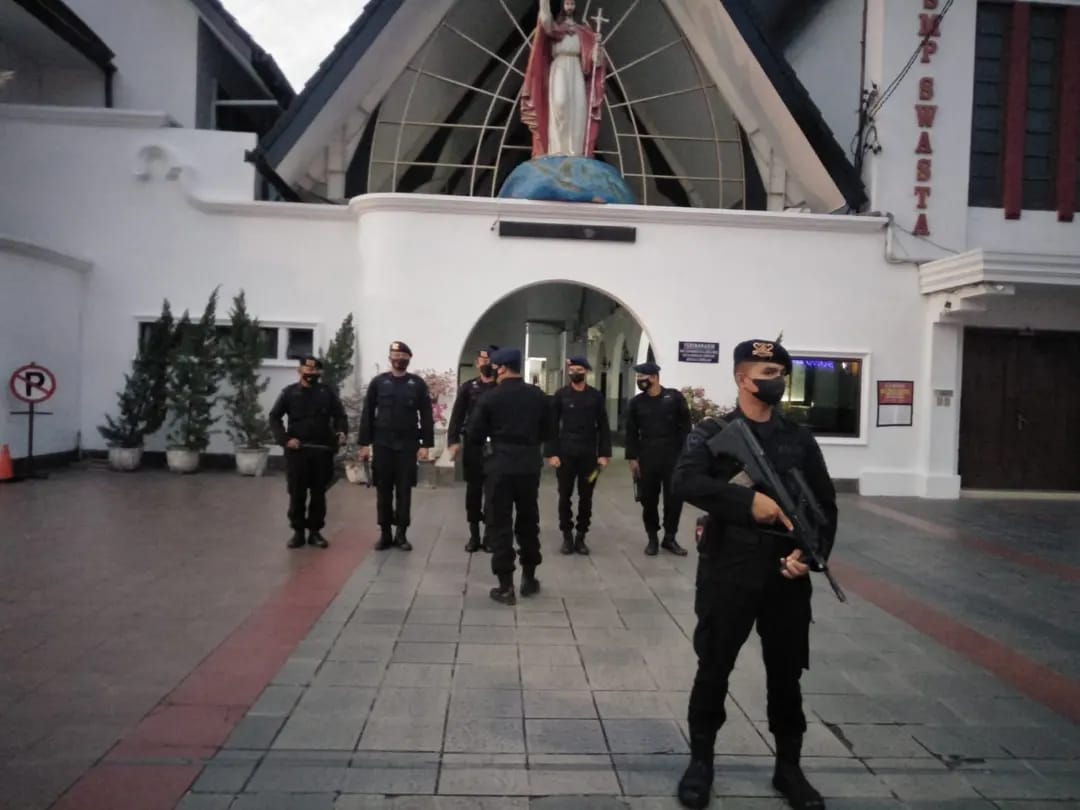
458, 280, 653, 445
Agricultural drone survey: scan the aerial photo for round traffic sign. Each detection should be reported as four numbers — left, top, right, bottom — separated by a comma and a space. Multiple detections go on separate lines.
9, 363, 57, 404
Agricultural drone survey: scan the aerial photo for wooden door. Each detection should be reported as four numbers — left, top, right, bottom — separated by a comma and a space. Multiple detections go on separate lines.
960, 328, 1080, 490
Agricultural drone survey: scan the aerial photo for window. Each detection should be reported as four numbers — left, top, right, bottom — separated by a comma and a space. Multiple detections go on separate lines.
968, 1, 1073, 212
782, 356, 863, 438
136, 321, 315, 364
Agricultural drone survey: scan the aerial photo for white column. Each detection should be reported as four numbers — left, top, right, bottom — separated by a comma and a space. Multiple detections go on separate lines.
917, 297, 964, 498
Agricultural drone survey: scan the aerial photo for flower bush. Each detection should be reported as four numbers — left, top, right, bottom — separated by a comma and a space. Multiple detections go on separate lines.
415, 368, 457, 427
680, 386, 728, 426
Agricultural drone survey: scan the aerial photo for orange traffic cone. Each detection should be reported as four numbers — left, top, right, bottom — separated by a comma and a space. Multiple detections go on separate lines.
0, 444, 14, 482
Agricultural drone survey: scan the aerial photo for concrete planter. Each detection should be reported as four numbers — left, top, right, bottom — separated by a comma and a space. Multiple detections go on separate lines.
166, 447, 200, 474
344, 460, 369, 485
235, 447, 270, 477
108, 445, 143, 471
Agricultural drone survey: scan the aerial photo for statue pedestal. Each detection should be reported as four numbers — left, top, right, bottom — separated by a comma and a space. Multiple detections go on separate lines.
498, 156, 636, 205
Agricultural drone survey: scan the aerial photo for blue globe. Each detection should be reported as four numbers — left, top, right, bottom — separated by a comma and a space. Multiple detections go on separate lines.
498, 156, 637, 205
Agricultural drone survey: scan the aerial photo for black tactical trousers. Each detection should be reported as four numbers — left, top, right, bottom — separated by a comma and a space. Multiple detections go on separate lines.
688, 555, 812, 741
489, 472, 543, 578
286, 447, 335, 531
557, 454, 599, 533
462, 444, 487, 525
639, 455, 682, 534
373, 447, 417, 528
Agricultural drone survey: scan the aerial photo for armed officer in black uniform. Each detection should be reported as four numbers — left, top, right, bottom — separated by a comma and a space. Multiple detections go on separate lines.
468, 348, 553, 606
357, 341, 434, 552
447, 345, 499, 553
624, 361, 691, 556
544, 356, 612, 555
671, 338, 837, 810
269, 356, 348, 549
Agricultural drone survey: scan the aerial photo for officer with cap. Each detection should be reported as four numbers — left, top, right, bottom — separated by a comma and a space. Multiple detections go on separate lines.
269, 355, 349, 549
447, 345, 500, 552
671, 337, 837, 810
358, 341, 434, 551
468, 347, 553, 605
624, 361, 691, 556
544, 356, 612, 555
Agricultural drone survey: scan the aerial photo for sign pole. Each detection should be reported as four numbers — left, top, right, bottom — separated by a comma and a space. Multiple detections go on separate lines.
8, 362, 57, 480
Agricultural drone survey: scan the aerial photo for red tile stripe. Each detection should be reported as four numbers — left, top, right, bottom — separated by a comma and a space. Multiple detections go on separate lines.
50, 528, 376, 810
857, 501, 1080, 583
1055, 7, 1080, 222
830, 559, 1080, 725
1003, 1, 1031, 220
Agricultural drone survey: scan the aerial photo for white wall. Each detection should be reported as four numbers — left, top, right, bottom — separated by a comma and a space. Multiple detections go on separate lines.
65, 0, 201, 126
967, 209, 1080, 259
0, 245, 88, 459
0, 44, 103, 107
785, 0, 865, 157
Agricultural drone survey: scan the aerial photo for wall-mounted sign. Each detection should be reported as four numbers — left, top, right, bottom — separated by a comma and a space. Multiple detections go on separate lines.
912, 0, 944, 238
678, 341, 719, 364
877, 380, 914, 427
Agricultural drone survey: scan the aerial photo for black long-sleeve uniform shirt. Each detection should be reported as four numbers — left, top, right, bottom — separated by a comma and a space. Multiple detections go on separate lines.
357, 372, 434, 450
447, 376, 496, 446
469, 377, 553, 475
624, 386, 691, 462
671, 408, 838, 570
268, 383, 348, 447
543, 384, 612, 459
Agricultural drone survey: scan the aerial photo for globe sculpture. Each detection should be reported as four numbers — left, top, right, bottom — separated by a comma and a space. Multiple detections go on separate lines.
499, 155, 636, 205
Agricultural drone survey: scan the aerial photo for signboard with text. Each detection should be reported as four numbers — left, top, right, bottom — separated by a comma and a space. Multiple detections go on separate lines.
877, 380, 914, 427
678, 341, 720, 364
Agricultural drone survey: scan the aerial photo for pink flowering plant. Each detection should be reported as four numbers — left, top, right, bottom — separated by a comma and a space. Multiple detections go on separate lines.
416, 368, 457, 428
680, 386, 728, 426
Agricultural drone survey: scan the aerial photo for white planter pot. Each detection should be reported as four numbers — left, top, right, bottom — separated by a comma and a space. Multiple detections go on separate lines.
108, 445, 143, 472
166, 447, 200, 474
235, 447, 270, 477
432, 427, 448, 461
344, 461, 368, 485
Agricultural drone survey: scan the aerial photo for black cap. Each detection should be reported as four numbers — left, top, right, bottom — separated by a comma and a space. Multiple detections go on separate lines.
634, 362, 660, 375
733, 339, 792, 374
490, 347, 522, 372
389, 341, 412, 357
567, 356, 591, 370
478, 344, 499, 360
299, 356, 323, 369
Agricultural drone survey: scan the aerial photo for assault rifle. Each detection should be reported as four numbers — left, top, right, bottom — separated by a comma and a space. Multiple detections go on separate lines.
705, 418, 846, 602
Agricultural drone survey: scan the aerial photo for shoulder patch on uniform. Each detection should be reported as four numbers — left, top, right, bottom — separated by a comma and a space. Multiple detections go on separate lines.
685, 431, 705, 450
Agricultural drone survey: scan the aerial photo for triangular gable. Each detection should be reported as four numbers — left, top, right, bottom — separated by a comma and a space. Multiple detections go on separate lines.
260, 0, 865, 212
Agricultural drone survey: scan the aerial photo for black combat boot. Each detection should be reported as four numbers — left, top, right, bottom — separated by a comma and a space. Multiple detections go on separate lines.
287, 530, 305, 549
307, 530, 329, 549
662, 533, 688, 556
772, 735, 824, 809
490, 573, 516, 605
394, 526, 413, 552
560, 530, 575, 554
645, 531, 660, 556
520, 566, 540, 597
677, 729, 716, 808
465, 523, 482, 553
574, 532, 590, 555
375, 526, 394, 550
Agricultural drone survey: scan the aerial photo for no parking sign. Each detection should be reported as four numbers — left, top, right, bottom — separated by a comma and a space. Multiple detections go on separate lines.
8, 362, 56, 479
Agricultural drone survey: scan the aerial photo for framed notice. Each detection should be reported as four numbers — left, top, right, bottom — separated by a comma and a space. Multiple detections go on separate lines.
678, 341, 720, 364
876, 380, 914, 427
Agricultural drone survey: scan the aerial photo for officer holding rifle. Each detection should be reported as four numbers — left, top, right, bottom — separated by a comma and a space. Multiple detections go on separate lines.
671, 337, 838, 810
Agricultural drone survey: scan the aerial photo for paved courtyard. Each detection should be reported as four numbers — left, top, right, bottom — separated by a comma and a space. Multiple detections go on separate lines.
1, 459, 1078, 810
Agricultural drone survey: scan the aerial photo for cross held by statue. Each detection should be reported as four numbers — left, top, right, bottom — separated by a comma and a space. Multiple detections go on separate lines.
590, 8, 610, 35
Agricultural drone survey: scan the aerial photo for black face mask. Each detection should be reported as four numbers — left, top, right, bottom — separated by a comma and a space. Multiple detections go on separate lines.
391, 359, 410, 372
569, 372, 586, 384
479, 364, 495, 379
301, 372, 321, 385
751, 376, 786, 406
636, 379, 650, 392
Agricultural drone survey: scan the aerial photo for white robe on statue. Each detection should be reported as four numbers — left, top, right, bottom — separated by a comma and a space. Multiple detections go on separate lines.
546, 32, 588, 156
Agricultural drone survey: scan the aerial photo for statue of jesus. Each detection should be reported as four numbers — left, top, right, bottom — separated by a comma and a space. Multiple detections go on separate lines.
520, 1, 608, 159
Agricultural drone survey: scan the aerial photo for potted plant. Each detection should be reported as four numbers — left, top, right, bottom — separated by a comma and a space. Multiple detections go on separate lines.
223, 291, 272, 476
97, 301, 175, 470
340, 389, 369, 485
415, 367, 457, 461
680, 386, 727, 427
319, 313, 356, 393
165, 289, 224, 473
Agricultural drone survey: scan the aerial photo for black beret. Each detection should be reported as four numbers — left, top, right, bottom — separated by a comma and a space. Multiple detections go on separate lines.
567, 356, 591, 370
634, 362, 660, 375
733, 339, 792, 374
478, 344, 499, 359
490, 347, 522, 371
389, 341, 412, 357
299, 355, 323, 369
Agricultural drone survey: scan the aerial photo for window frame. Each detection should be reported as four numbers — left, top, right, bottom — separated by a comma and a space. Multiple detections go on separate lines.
782, 349, 873, 446
135, 316, 321, 368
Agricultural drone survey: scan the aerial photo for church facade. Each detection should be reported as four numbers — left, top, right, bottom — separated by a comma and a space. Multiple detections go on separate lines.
2, 0, 1079, 497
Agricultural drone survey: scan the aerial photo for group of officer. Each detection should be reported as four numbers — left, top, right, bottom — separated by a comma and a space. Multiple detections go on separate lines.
269, 336, 836, 810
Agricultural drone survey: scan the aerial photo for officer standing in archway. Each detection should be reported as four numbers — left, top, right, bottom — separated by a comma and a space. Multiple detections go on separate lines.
447, 345, 499, 553
357, 341, 434, 551
671, 337, 837, 810
624, 361, 690, 556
